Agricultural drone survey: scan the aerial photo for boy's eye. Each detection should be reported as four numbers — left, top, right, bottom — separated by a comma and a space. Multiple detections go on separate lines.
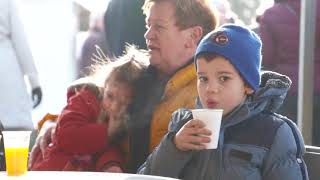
198, 76, 208, 82
219, 76, 230, 82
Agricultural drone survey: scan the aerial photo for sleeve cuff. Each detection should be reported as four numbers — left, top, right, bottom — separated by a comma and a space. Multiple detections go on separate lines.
27, 73, 40, 88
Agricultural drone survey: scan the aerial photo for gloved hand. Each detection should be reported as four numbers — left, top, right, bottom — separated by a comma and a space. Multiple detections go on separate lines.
32, 87, 42, 108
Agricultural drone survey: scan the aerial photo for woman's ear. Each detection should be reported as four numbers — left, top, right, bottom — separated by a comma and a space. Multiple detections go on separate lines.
191, 26, 203, 44
185, 26, 203, 48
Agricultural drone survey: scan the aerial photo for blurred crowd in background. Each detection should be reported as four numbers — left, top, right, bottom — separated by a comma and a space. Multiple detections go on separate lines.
6, 0, 319, 145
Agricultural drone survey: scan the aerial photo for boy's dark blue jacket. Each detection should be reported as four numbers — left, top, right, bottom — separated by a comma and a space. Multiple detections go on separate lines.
138, 71, 309, 180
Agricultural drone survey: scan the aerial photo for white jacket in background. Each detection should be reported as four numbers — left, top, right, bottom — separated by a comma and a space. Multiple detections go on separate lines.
0, 0, 39, 130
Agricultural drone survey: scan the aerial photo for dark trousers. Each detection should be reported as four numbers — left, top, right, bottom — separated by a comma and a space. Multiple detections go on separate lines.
279, 94, 320, 146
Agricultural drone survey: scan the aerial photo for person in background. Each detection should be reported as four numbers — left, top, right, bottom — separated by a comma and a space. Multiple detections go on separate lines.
104, 0, 147, 58
259, 0, 320, 145
250, 0, 274, 33
0, 0, 42, 170
0, 0, 43, 129
211, 0, 242, 25
29, 47, 148, 172
77, 12, 107, 78
0, 0, 42, 130
139, 24, 308, 180
29, 0, 218, 173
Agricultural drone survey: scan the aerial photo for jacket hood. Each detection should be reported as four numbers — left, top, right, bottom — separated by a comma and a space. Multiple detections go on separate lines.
253, 71, 291, 111
222, 71, 292, 127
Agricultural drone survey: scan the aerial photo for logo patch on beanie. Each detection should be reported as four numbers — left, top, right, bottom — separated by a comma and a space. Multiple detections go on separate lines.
212, 32, 229, 46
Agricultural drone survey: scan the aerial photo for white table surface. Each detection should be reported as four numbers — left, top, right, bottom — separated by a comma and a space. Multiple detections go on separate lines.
0, 171, 180, 180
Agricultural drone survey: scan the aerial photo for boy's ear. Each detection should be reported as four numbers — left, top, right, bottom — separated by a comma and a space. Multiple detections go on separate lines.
245, 86, 254, 95
185, 26, 203, 48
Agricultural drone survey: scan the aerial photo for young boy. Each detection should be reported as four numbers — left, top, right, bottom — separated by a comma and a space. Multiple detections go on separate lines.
138, 24, 308, 180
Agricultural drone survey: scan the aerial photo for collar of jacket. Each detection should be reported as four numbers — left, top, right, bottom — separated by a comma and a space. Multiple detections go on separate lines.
162, 63, 196, 100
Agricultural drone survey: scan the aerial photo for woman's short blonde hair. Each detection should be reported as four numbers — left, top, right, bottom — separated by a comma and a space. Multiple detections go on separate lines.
142, 0, 218, 37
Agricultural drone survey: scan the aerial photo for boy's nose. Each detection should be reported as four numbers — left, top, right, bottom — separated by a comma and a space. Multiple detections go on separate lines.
206, 82, 220, 93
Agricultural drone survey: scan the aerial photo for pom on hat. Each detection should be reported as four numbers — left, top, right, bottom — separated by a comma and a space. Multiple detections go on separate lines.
195, 24, 262, 91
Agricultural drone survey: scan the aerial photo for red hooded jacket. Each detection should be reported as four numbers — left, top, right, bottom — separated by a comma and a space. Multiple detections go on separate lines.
30, 86, 124, 171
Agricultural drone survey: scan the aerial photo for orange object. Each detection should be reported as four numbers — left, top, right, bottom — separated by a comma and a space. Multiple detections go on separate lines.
37, 113, 59, 130
5, 147, 29, 176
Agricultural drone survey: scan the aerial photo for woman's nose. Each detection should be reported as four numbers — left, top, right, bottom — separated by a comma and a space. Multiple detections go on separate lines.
144, 27, 155, 40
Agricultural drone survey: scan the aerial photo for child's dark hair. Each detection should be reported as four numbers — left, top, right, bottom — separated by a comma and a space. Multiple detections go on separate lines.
195, 52, 219, 65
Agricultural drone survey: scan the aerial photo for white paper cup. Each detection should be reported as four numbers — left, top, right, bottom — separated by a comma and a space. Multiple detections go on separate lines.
191, 109, 223, 149
2, 131, 32, 176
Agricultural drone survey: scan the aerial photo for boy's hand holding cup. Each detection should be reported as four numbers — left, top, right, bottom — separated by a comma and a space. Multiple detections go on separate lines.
174, 119, 211, 151
191, 109, 223, 149
174, 109, 223, 151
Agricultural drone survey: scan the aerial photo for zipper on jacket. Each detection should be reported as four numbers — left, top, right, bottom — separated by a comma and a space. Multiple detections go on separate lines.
217, 129, 224, 180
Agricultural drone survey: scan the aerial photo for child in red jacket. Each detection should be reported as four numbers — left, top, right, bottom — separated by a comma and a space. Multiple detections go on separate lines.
29, 47, 148, 172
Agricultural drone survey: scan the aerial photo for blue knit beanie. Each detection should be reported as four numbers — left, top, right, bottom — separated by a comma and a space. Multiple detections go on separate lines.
195, 24, 262, 91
